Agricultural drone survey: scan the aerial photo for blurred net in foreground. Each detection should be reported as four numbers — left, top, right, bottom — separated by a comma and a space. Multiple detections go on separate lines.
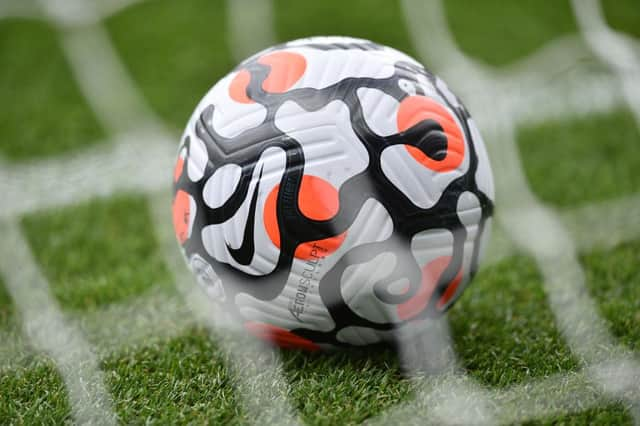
0, 0, 639, 424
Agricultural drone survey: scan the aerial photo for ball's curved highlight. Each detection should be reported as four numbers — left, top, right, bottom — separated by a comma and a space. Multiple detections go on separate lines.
172, 36, 494, 350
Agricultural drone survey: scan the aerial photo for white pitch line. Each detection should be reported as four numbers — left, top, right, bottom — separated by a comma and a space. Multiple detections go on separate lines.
0, 220, 116, 425
226, 0, 277, 63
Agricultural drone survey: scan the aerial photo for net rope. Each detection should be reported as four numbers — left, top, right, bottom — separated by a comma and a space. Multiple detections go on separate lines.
0, 0, 638, 423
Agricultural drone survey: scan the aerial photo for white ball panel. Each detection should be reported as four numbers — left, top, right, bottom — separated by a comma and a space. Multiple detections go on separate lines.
175, 35, 495, 347
340, 252, 399, 324
274, 100, 369, 190
194, 72, 268, 139
236, 282, 336, 333
282, 47, 396, 90
201, 147, 285, 276
457, 191, 482, 229
182, 131, 208, 182
189, 254, 225, 302
286, 36, 373, 47
357, 87, 399, 137
410, 228, 453, 267
235, 198, 393, 333
380, 142, 469, 209
203, 163, 242, 209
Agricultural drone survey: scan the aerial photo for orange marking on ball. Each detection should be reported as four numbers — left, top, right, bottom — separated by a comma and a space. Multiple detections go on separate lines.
397, 96, 465, 172
244, 321, 320, 351
229, 69, 254, 104
437, 271, 463, 310
173, 154, 184, 182
258, 51, 306, 93
263, 185, 280, 248
172, 190, 191, 244
297, 174, 340, 220
396, 256, 452, 320
263, 175, 346, 260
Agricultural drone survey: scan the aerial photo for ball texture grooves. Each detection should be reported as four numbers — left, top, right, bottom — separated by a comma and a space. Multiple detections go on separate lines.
172, 36, 494, 349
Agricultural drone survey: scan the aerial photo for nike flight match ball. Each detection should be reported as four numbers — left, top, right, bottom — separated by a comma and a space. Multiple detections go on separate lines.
172, 36, 494, 350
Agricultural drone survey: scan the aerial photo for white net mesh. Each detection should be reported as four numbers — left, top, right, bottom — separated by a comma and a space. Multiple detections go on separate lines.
0, 0, 639, 424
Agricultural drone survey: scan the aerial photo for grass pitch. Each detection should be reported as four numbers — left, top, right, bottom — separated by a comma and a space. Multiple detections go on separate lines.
1, 0, 639, 424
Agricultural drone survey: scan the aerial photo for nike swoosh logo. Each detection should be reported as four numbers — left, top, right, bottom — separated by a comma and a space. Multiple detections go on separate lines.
226, 165, 264, 265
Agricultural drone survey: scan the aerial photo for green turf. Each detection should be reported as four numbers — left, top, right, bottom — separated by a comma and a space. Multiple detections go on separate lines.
31, 252, 630, 424
0, 361, 72, 424
274, 0, 415, 58
0, 278, 13, 328
280, 348, 412, 424
453, 257, 635, 423
0, 19, 104, 160
450, 256, 577, 386
443, 0, 577, 66
103, 329, 241, 424
103, 329, 412, 425
518, 108, 640, 207
602, 0, 640, 38
21, 196, 173, 312
583, 240, 640, 352
528, 405, 633, 426
105, 0, 234, 129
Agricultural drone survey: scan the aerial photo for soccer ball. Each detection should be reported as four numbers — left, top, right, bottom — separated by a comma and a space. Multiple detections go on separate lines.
172, 36, 494, 350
